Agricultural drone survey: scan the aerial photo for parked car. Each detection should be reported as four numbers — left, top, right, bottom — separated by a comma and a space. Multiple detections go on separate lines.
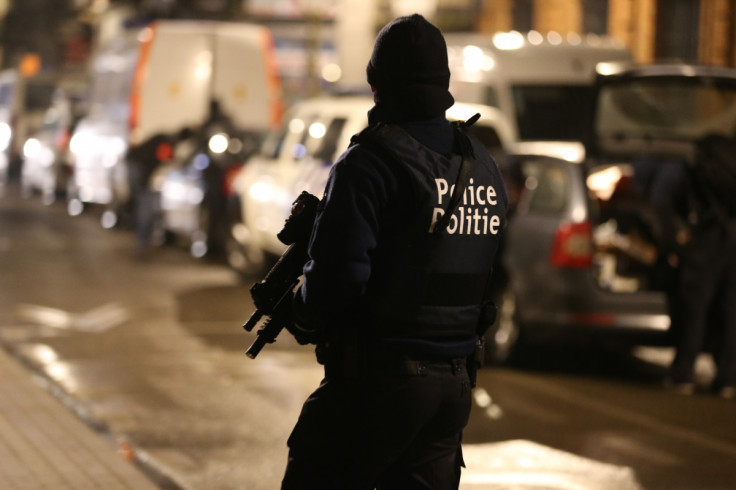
154, 119, 262, 258
20, 87, 86, 204
446, 31, 633, 162
67, 19, 283, 228
484, 62, 736, 363
227, 94, 514, 276
0, 69, 56, 187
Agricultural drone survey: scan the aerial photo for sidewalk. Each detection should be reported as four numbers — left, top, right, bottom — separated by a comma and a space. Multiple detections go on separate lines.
0, 347, 160, 490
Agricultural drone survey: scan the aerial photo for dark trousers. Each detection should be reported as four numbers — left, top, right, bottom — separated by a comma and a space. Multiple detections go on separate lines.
281, 359, 472, 489
671, 224, 736, 387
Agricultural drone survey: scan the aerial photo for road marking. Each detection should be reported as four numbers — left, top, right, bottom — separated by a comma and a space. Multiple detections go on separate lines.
15, 303, 129, 333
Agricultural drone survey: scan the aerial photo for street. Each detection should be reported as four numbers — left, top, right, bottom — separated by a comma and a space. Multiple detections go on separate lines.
1, 185, 735, 490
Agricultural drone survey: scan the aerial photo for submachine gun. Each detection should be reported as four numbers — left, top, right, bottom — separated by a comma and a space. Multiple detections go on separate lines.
242, 191, 320, 359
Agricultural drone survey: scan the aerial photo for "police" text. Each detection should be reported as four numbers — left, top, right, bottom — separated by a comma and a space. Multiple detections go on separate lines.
430, 178, 502, 235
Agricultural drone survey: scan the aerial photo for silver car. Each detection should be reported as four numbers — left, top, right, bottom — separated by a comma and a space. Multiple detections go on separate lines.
487, 63, 736, 363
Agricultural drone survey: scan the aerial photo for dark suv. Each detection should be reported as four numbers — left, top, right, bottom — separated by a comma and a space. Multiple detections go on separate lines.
486, 63, 736, 363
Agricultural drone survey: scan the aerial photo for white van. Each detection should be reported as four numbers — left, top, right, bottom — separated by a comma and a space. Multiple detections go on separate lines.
68, 20, 283, 226
446, 31, 633, 162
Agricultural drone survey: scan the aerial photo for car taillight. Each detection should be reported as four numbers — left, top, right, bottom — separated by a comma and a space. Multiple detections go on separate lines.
549, 221, 593, 268
223, 163, 245, 196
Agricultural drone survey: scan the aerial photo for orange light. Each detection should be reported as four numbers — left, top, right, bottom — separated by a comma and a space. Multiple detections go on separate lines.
19, 54, 41, 77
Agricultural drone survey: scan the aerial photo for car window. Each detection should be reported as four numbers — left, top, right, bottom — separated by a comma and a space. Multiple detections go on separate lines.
525, 161, 570, 214
596, 76, 736, 140
259, 123, 288, 159
313, 117, 347, 164
484, 85, 499, 108
292, 115, 317, 160
0, 82, 13, 106
512, 85, 594, 141
449, 80, 500, 109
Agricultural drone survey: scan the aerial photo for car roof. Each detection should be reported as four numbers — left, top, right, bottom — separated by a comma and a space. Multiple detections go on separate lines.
596, 62, 736, 80
288, 95, 374, 115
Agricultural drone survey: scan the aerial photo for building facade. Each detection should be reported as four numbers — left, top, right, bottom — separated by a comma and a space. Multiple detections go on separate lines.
476, 0, 736, 67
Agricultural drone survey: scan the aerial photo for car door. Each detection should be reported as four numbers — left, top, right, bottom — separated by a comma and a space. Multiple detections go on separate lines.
503, 155, 591, 322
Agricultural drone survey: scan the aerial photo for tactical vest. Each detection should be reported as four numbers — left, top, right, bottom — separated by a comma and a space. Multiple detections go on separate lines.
351, 122, 507, 341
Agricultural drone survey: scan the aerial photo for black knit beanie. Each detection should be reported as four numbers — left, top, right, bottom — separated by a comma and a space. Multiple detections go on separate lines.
366, 14, 454, 120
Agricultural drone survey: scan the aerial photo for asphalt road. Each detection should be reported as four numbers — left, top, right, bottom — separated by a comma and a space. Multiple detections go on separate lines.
1, 184, 735, 490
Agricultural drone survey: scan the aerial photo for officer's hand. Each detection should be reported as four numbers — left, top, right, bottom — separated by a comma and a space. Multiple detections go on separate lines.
285, 322, 322, 345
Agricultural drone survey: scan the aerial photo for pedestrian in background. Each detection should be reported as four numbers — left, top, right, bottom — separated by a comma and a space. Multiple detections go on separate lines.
126, 127, 191, 257
667, 133, 736, 398
280, 14, 508, 489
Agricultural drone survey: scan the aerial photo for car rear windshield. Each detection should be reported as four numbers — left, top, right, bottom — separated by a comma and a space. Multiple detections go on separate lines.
595, 76, 736, 140
512, 85, 594, 141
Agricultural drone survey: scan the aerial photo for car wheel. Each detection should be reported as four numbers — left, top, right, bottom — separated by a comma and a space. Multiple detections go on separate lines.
484, 285, 522, 365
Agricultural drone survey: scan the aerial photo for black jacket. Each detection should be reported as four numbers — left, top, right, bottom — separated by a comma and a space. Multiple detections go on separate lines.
294, 107, 507, 357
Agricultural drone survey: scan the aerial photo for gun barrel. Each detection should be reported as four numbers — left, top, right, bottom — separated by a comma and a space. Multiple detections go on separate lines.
245, 317, 283, 359
245, 338, 266, 359
242, 310, 263, 332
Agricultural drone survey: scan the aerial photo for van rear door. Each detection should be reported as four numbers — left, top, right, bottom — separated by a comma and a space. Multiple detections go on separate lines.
213, 23, 283, 133
135, 24, 211, 140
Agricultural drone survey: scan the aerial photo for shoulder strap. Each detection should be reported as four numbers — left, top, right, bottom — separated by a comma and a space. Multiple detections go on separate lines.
432, 113, 481, 235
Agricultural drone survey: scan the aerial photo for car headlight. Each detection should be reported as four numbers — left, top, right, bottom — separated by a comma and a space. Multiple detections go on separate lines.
23, 138, 41, 159
69, 131, 87, 155
0, 123, 11, 152
208, 133, 229, 154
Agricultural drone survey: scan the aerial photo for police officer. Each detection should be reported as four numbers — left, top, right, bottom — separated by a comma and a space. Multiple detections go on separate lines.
281, 14, 507, 489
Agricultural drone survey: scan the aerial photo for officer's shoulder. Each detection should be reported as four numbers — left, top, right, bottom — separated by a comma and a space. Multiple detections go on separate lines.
350, 122, 399, 147
347, 124, 396, 160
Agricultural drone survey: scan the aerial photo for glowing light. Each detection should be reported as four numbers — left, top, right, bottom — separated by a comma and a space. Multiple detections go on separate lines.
101, 210, 117, 229
138, 27, 154, 43
587, 165, 624, 201
527, 31, 544, 45
193, 153, 210, 170
463, 45, 486, 72
291, 143, 307, 159
547, 31, 563, 45
474, 388, 492, 408
208, 133, 229, 154
30, 344, 59, 364
289, 118, 305, 134
68, 198, 84, 216
187, 187, 204, 205
309, 122, 326, 139
597, 62, 617, 76
0, 122, 11, 151
69, 131, 88, 155
228, 138, 243, 154
248, 181, 275, 203
321, 63, 342, 83
23, 138, 41, 159
493, 31, 525, 50
561, 146, 584, 163
191, 240, 208, 258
